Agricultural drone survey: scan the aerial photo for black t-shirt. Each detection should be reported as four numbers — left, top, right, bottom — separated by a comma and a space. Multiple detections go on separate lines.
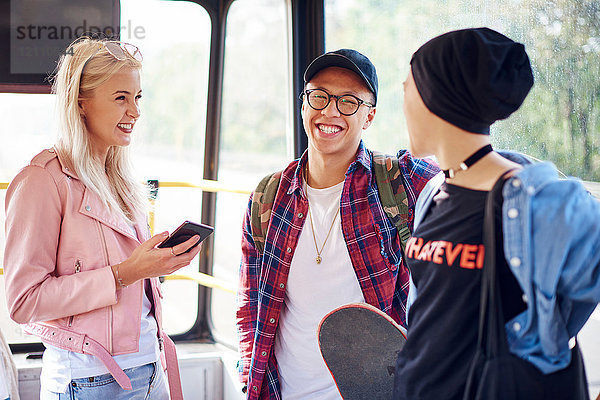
394, 182, 526, 400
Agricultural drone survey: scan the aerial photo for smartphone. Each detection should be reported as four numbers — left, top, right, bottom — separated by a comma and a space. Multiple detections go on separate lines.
157, 220, 214, 251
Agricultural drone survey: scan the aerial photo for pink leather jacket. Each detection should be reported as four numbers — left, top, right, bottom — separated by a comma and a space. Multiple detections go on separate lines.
3, 148, 181, 397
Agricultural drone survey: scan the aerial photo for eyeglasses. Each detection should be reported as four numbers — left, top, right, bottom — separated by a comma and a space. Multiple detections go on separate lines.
81, 41, 143, 74
300, 89, 374, 116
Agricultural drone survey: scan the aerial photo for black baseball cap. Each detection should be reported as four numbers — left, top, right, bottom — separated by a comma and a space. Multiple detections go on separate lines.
304, 49, 378, 105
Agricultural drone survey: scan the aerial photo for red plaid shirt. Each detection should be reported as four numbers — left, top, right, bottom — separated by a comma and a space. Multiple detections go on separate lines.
237, 142, 439, 399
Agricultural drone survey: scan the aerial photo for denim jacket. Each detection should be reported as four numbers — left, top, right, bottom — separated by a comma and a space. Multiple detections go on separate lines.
408, 161, 600, 373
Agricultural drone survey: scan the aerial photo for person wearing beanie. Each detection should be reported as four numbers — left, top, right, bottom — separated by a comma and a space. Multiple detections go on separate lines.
393, 28, 599, 400
236, 49, 440, 399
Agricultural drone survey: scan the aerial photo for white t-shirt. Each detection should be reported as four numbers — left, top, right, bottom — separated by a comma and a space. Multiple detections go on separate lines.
275, 181, 365, 400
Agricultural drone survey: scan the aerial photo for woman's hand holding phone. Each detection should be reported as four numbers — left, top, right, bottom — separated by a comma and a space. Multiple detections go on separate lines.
111, 221, 213, 287
157, 221, 214, 253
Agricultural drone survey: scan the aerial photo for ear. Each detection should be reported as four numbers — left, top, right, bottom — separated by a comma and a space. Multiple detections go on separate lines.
363, 107, 376, 130
78, 98, 86, 117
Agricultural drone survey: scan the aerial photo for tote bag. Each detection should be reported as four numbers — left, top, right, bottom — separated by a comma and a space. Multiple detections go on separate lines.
462, 172, 589, 400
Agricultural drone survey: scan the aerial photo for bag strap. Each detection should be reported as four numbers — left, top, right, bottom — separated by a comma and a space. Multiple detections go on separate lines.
371, 151, 411, 253
250, 171, 282, 254
477, 169, 518, 357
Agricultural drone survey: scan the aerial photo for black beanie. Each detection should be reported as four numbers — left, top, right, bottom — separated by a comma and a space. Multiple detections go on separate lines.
410, 27, 534, 134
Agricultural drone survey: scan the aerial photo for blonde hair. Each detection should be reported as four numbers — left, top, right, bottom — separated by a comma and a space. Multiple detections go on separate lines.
52, 37, 147, 223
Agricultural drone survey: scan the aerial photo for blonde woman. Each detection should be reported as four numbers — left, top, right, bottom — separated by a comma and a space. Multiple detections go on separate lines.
3, 37, 201, 399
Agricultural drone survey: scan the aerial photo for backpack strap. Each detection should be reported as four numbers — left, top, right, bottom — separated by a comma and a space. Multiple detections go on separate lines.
250, 171, 282, 255
371, 151, 411, 253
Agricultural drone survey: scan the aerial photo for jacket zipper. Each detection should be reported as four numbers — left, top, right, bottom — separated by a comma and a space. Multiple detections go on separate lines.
68, 260, 82, 327
150, 278, 164, 351
96, 221, 113, 353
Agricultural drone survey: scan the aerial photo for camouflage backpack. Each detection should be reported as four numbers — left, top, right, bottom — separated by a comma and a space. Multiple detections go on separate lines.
250, 151, 411, 255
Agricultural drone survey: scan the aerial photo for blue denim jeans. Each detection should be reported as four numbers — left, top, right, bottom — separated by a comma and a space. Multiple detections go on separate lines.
40, 361, 169, 400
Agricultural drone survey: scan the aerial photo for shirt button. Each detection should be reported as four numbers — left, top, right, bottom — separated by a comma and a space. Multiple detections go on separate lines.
297, 212, 304, 218
269, 318, 275, 324
527, 186, 535, 195
510, 257, 521, 267
252, 385, 258, 391
261, 351, 267, 356
48, 148, 55, 153
85, 205, 91, 211
522, 294, 528, 303
508, 208, 519, 219
286, 247, 292, 253
513, 322, 521, 332
511, 179, 521, 187
279, 283, 285, 289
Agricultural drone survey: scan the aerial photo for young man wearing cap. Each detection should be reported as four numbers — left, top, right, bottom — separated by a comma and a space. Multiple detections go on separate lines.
236, 49, 439, 399
393, 28, 598, 400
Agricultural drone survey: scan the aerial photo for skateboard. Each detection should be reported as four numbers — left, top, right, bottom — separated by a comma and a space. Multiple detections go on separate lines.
318, 302, 407, 400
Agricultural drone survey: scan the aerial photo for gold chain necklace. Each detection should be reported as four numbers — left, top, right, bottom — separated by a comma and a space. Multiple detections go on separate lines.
307, 202, 340, 264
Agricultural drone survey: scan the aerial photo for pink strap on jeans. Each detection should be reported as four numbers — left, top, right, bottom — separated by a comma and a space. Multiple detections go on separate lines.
82, 339, 133, 390
161, 332, 183, 400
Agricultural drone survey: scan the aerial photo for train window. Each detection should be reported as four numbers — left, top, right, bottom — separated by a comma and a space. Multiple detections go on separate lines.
0, 0, 211, 343
212, 0, 290, 345
120, 0, 211, 336
325, 0, 600, 182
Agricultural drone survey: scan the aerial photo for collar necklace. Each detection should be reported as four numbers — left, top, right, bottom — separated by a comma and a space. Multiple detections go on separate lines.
443, 144, 493, 179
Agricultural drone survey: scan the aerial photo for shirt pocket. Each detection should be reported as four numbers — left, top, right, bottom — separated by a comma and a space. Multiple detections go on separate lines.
373, 223, 402, 273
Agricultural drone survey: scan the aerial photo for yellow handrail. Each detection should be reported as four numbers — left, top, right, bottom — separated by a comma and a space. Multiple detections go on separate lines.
163, 271, 236, 294
155, 180, 252, 195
